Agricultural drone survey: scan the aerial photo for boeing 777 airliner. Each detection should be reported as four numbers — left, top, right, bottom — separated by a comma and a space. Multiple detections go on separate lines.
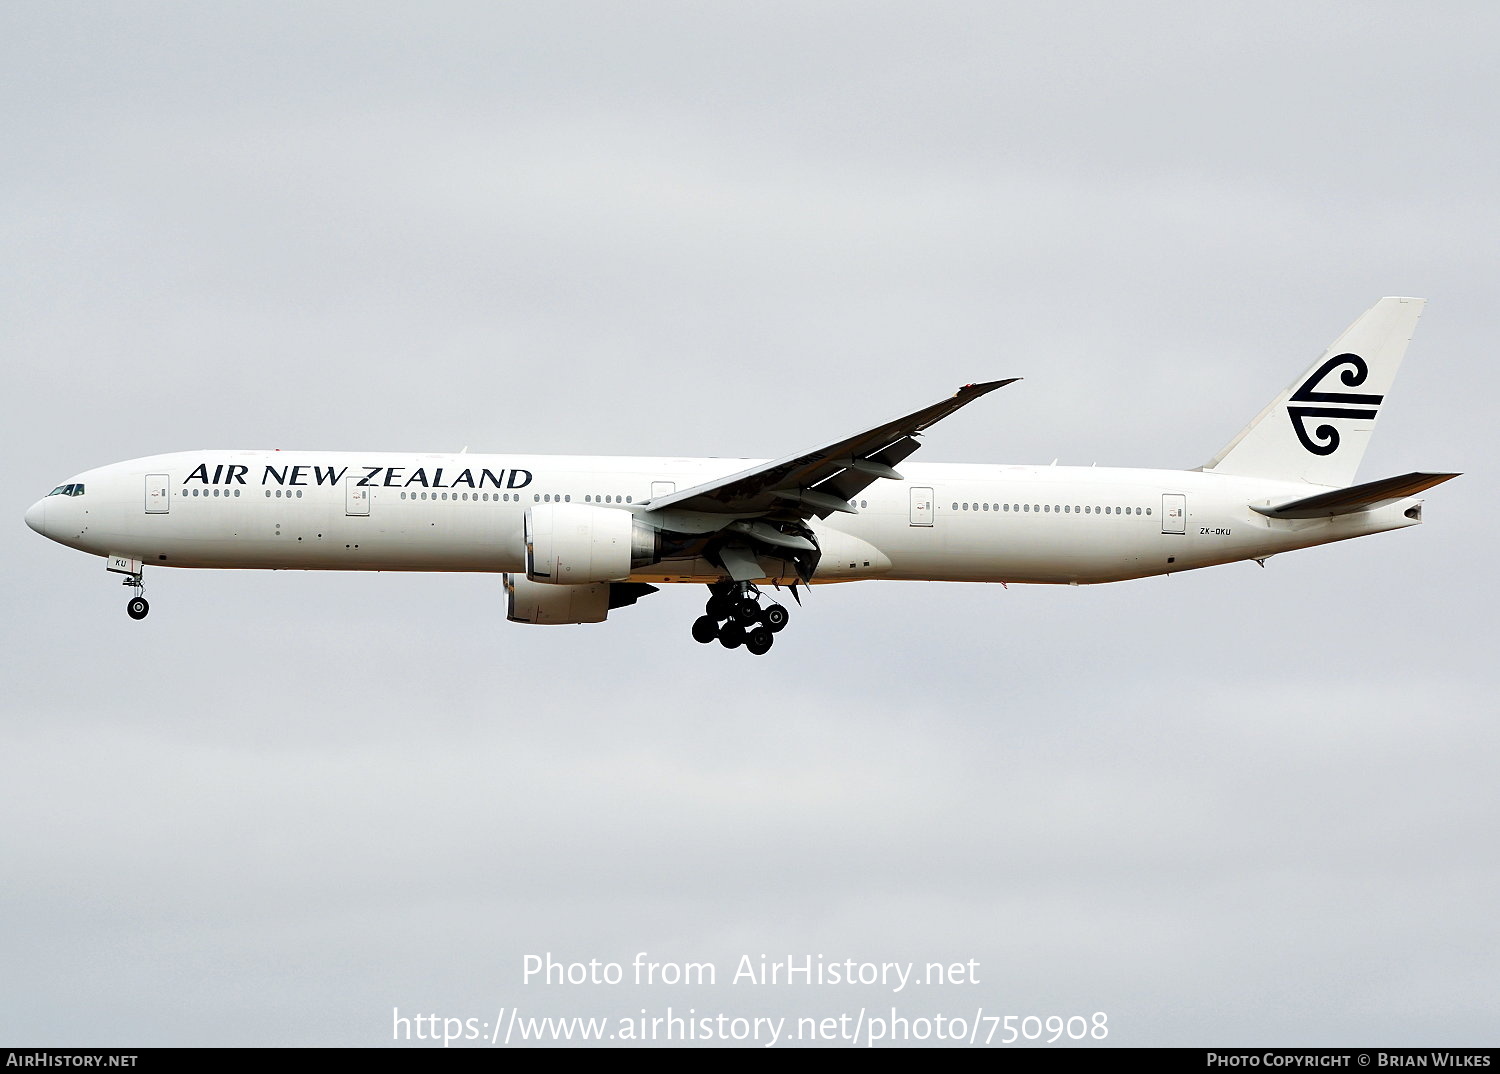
25, 298, 1457, 655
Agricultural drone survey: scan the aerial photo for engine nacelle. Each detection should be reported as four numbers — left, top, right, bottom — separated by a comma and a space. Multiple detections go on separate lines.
506, 574, 610, 624
505, 574, 658, 625
525, 503, 659, 584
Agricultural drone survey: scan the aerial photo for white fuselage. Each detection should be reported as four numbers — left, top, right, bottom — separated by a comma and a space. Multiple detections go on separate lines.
25, 449, 1421, 587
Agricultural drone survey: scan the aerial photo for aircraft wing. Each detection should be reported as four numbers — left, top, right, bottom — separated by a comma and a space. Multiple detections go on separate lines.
641, 379, 1019, 521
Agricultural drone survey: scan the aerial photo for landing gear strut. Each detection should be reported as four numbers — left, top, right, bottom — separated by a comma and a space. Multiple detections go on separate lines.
123, 573, 149, 620
690, 582, 789, 655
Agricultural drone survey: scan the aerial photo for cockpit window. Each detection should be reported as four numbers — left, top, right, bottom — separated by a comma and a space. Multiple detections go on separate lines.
47, 484, 85, 497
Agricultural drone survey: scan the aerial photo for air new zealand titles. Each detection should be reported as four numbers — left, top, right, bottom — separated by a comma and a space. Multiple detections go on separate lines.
181, 462, 535, 490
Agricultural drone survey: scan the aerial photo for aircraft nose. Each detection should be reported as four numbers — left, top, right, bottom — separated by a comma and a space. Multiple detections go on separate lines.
24, 498, 46, 535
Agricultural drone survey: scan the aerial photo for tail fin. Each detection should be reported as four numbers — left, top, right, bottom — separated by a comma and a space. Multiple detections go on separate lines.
1201, 297, 1425, 487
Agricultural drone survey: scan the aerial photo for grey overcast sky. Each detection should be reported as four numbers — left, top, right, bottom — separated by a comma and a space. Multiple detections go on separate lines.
3, 1, 1496, 1047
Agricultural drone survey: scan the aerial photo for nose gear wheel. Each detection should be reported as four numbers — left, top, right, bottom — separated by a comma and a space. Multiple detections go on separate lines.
122, 572, 149, 620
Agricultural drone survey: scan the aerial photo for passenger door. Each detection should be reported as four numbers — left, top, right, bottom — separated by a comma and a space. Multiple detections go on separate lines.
909, 487, 934, 526
145, 474, 170, 514
345, 477, 371, 516
1161, 493, 1186, 534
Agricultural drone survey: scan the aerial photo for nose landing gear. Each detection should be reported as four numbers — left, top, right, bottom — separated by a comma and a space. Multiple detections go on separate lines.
123, 573, 149, 620
691, 582, 789, 655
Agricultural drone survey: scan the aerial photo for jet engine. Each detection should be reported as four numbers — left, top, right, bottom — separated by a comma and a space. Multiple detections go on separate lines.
505, 574, 658, 625
525, 503, 661, 584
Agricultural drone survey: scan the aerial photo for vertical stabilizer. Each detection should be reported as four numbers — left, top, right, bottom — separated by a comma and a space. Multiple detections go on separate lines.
1201, 297, 1424, 487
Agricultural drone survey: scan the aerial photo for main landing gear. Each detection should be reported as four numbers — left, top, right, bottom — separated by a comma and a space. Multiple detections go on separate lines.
123, 573, 149, 620
691, 582, 789, 656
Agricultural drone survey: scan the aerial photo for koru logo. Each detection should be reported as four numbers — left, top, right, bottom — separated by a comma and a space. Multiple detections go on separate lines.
1287, 353, 1383, 456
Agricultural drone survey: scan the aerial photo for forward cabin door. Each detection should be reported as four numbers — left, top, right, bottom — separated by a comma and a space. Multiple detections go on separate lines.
145, 474, 170, 514
1162, 493, 1186, 534
345, 477, 371, 516
909, 487, 934, 526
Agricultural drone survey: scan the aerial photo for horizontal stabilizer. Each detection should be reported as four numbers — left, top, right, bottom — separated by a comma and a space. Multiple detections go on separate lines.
1252, 472, 1460, 519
